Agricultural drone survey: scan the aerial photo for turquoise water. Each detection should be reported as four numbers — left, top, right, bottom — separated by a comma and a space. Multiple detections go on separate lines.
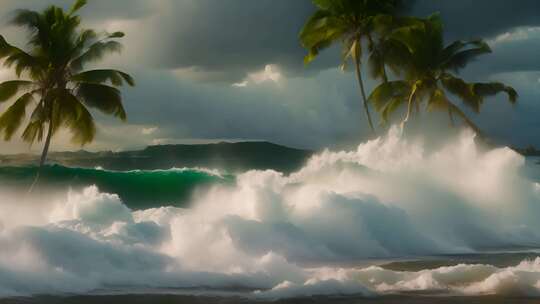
0, 146, 538, 301
0, 156, 536, 210
0, 165, 233, 209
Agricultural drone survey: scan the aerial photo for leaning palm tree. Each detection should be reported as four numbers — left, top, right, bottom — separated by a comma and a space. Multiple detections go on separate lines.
368, 14, 517, 133
0, 0, 134, 174
300, 0, 402, 135
365, 15, 421, 84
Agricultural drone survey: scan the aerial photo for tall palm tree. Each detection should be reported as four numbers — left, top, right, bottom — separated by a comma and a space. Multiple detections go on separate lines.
368, 14, 517, 132
300, 0, 402, 135
0, 0, 134, 173
365, 15, 421, 85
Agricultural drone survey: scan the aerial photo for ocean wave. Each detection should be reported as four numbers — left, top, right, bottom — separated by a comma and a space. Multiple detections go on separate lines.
0, 165, 231, 209
256, 257, 540, 299
0, 127, 539, 298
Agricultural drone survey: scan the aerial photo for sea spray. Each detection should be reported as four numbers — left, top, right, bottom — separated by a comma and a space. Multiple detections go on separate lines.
0, 127, 540, 297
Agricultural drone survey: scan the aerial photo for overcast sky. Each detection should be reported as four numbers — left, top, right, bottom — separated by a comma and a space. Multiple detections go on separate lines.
0, 0, 538, 154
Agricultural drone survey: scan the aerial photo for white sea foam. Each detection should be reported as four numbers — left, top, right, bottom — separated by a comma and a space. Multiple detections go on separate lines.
0, 127, 539, 298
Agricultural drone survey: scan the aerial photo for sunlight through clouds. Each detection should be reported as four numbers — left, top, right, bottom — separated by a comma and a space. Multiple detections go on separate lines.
141, 127, 158, 135
489, 26, 540, 45
233, 64, 283, 88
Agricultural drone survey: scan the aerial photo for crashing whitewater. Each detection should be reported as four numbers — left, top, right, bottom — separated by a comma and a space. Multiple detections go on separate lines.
0, 127, 540, 299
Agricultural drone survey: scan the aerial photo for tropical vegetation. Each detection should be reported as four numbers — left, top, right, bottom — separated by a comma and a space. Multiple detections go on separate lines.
367, 14, 517, 132
300, 0, 403, 134
301, 1, 518, 135
0, 0, 133, 173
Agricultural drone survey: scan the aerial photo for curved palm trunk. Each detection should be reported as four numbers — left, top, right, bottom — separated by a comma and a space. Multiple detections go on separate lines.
39, 118, 54, 168
401, 84, 418, 131
353, 56, 376, 135
29, 106, 54, 192
447, 102, 482, 135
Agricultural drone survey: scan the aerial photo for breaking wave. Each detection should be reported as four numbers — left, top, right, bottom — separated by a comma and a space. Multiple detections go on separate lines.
0, 127, 539, 298
0, 165, 230, 209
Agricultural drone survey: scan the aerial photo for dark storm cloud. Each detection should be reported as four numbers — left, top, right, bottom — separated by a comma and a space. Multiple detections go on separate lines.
135, 0, 540, 82
465, 36, 540, 77
410, 0, 540, 40
0, 0, 538, 154
0, 0, 153, 22
2, 0, 538, 81
141, 0, 335, 82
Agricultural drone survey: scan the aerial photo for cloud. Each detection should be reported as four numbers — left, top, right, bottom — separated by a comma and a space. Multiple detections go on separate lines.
233, 64, 283, 88
410, 0, 540, 40
0, 0, 154, 21
141, 127, 158, 136
133, 0, 335, 82
119, 67, 372, 149
0, 0, 539, 154
488, 27, 540, 46
133, 0, 540, 83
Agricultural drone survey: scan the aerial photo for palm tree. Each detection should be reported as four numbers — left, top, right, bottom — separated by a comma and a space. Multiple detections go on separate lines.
365, 15, 421, 84
368, 14, 517, 133
0, 0, 134, 174
300, 0, 402, 135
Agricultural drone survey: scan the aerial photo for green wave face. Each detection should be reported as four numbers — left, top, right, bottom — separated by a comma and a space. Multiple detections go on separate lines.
0, 165, 233, 209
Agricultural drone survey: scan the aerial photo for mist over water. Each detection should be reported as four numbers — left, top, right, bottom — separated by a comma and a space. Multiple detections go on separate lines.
0, 127, 540, 299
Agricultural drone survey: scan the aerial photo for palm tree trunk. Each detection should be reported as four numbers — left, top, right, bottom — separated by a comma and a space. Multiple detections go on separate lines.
353, 55, 376, 135
28, 106, 53, 192
39, 118, 54, 168
447, 102, 482, 135
401, 85, 417, 130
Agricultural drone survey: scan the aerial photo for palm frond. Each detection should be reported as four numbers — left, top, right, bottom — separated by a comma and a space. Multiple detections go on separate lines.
70, 40, 122, 71
50, 88, 95, 144
300, 10, 347, 64
71, 69, 135, 87
441, 40, 491, 71
9, 9, 40, 29
76, 83, 126, 120
368, 47, 386, 80
440, 74, 481, 113
0, 80, 36, 103
368, 80, 409, 111
108, 32, 125, 38
426, 88, 450, 112
69, 103, 95, 145
21, 101, 46, 144
0, 35, 45, 77
22, 120, 44, 144
0, 0, 131, 153
472, 82, 518, 104
69, 0, 87, 15
312, 0, 336, 10
0, 93, 35, 140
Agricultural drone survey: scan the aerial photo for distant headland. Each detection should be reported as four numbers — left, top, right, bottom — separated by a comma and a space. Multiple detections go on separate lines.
0, 141, 314, 173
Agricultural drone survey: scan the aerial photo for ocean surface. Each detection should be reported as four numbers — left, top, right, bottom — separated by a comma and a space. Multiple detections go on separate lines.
0, 128, 540, 303
0, 165, 232, 209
